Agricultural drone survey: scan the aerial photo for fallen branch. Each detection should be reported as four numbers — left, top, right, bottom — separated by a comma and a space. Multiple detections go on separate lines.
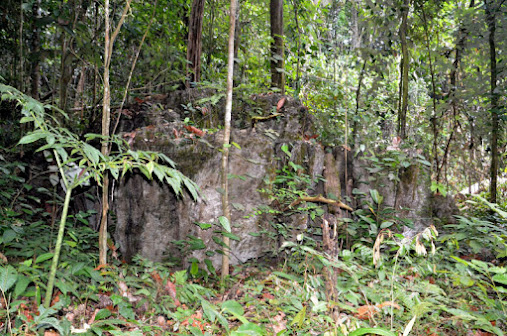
289, 195, 353, 212
251, 112, 282, 121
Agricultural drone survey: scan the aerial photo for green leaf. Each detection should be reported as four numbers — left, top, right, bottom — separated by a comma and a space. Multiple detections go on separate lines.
222, 300, 245, 317
14, 275, 30, 298
492, 273, 507, 286
380, 221, 394, 229
190, 261, 199, 276
370, 189, 381, 204
35, 252, 54, 264
349, 328, 397, 336
118, 302, 135, 320
94, 309, 112, 321
20, 116, 34, 123
195, 222, 212, 230
3, 229, 18, 244
220, 231, 240, 241
110, 166, 119, 180
218, 216, 231, 233
289, 306, 306, 328
281, 144, 291, 157
231, 142, 241, 149
18, 131, 48, 145
204, 259, 216, 276
231, 323, 265, 335
0, 266, 18, 292
146, 161, 155, 175
82, 143, 102, 165
201, 299, 217, 323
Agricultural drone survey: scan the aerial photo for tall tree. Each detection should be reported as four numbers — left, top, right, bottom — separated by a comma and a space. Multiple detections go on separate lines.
484, 0, 504, 204
397, 0, 410, 139
220, 0, 238, 283
186, 0, 205, 87
270, 0, 284, 93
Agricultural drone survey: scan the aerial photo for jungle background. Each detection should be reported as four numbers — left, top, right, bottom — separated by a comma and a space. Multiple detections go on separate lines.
0, 0, 506, 335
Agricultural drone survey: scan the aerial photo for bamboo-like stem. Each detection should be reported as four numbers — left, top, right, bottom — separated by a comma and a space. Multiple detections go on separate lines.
44, 187, 73, 308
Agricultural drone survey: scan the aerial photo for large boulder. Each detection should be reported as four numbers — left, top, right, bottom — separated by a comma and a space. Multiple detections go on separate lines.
113, 92, 322, 265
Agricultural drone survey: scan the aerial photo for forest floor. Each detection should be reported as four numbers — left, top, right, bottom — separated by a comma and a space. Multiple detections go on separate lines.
1, 216, 506, 336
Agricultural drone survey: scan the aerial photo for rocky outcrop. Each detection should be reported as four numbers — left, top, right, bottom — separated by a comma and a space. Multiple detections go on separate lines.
113, 93, 322, 265
113, 90, 450, 266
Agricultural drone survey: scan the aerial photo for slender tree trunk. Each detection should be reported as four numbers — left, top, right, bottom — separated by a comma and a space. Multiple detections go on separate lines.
397, 0, 409, 139
74, 67, 86, 119
98, 0, 132, 265
99, 0, 112, 266
421, 6, 439, 180
206, 0, 216, 67
233, 2, 241, 85
30, 0, 41, 99
220, 0, 237, 283
485, 0, 502, 203
19, 0, 24, 92
352, 58, 367, 147
351, 1, 360, 50
293, 0, 301, 95
270, 0, 284, 93
186, 0, 205, 87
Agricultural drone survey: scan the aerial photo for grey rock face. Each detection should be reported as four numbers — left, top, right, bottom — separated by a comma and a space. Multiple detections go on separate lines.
113, 90, 452, 266
113, 93, 322, 265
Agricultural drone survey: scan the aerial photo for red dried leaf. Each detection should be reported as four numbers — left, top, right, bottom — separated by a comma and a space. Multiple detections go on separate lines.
165, 280, 181, 306
88, 308, 100, 325
134, 97, 145, 104
355, 305, 377, 320
94, 264, 108, 271
276, 97, 286, 112
151, 271, 163, 286
50, 290, 61, 307
262, 292, 275, 300
183, 125, 205, 137
123, 130, 138, 146
120, 109, 132, 117
172, 128, 181, 139
304, 134, 319, 141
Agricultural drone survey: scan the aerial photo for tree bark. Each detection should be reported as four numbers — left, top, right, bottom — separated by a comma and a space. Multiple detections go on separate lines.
270, 0, 284, 93
29, 0, 41, 99
220, 0, 237, 283
186, 0, 205, 87
397, 0, 409, 140
485, 0, 503, 203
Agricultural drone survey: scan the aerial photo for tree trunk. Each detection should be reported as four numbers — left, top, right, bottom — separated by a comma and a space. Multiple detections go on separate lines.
220, 0, 237, 283
485, 0, 501, 204
99, 0, 112, 266
270, 0, 284, 93
233, 2, 241, 85
186, 0, 205, 87
98, 0, 132, 265
18, 0, 24, 92
397, 0, 409, 139
29, 0, 41, 99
